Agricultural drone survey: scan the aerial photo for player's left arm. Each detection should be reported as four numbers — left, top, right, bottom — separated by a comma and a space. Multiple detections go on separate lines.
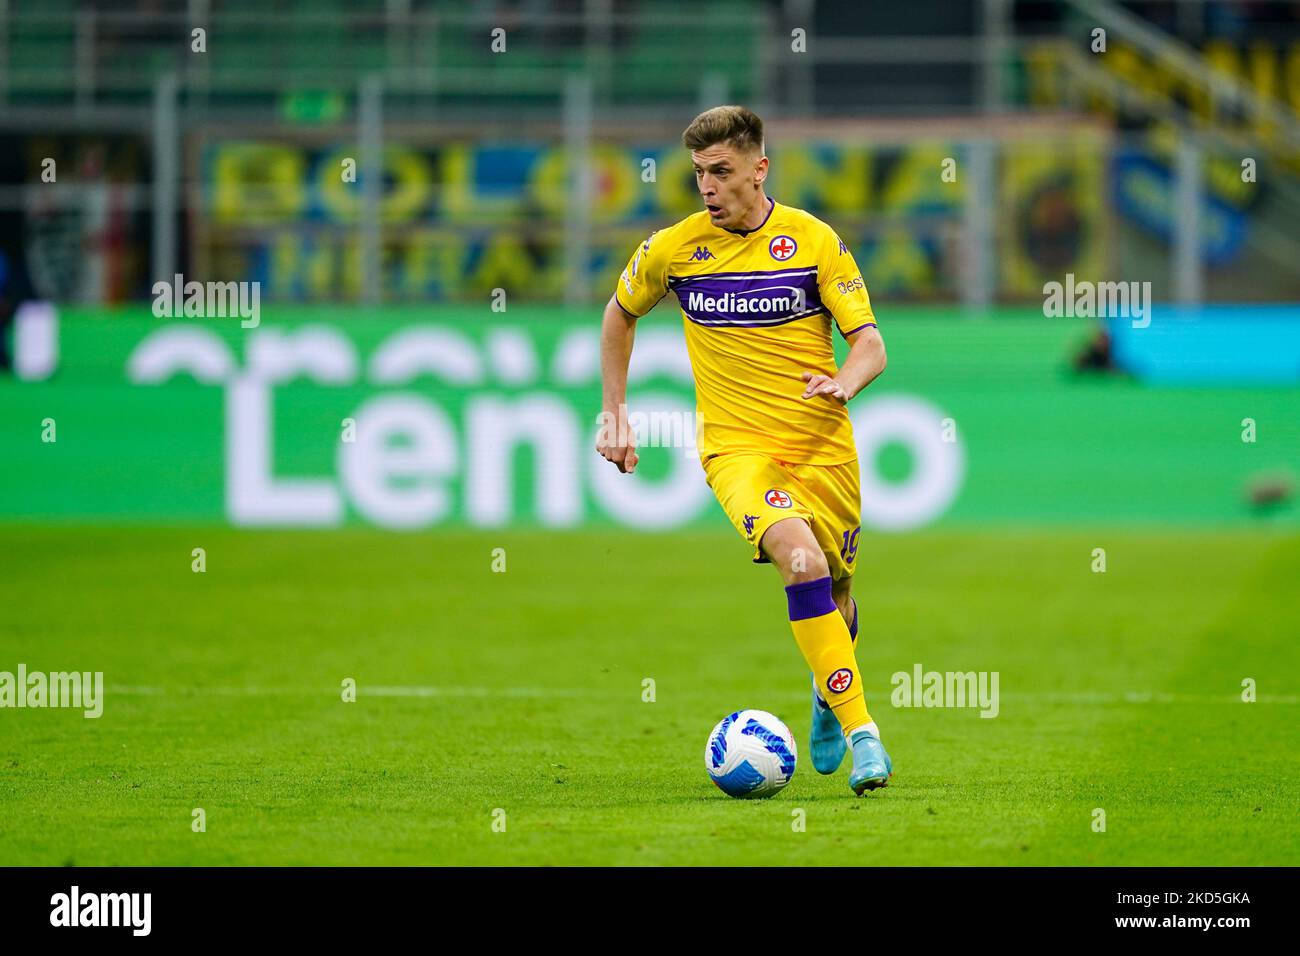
801, 226, 886, 405
802, 324, 886, 404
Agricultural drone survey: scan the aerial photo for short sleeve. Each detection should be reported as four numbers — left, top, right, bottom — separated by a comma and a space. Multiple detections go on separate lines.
817, 226, 877, 338
614, 230, 670, 318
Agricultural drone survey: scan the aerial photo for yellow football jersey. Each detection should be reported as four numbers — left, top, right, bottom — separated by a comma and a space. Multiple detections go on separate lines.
614, 198, 877, 466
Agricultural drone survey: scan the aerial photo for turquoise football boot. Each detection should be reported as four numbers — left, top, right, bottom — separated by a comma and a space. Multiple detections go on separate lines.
847, 722, 893, 795
810, 681, 847, 774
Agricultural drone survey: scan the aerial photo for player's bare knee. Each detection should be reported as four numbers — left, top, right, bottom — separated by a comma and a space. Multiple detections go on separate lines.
788, 555, 830, 584
760, 518, 817, 580
763, 520, 828, 583
758, 517, 795, 558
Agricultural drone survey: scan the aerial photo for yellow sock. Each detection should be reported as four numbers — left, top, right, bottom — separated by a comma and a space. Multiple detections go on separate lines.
785, 576, 871, 735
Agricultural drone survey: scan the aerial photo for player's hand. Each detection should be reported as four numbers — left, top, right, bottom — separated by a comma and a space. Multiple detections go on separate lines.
596, 438, 639, 474
595, 409, 639, 474
800, 371, 849, 405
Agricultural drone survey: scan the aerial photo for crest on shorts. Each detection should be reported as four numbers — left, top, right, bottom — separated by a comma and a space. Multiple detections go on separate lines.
764, 488, 792, 509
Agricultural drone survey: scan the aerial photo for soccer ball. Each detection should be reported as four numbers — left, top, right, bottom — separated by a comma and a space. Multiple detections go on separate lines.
704, 709, 797, 798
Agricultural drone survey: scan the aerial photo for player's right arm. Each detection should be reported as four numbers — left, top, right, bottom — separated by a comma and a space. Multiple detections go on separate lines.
597, 293, 640, 474
596, 231, 671, 475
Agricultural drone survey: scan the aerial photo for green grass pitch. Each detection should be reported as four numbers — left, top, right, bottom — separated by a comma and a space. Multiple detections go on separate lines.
1, 525, 1296, 866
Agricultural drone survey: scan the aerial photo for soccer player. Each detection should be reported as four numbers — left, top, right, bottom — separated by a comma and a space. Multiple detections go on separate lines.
596, 105, 892, 795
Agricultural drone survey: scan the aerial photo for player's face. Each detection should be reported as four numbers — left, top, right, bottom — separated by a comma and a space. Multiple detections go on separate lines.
691, 143, 767, 229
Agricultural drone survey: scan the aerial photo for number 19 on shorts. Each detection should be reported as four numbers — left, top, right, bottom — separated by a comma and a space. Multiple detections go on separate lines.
839, 526, 861, 563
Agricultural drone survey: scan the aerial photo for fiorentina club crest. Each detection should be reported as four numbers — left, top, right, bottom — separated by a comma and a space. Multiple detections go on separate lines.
826, 668, 854, 694
768, 235, 797, 261
764, 488, 792, 508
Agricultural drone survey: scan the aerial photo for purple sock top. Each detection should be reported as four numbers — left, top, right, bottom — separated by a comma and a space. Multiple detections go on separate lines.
785, 575, 836, 621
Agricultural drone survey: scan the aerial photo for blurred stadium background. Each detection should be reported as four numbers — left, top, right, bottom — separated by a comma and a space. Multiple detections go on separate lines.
1, 0, 1298, 530
0, 0, 1297, 866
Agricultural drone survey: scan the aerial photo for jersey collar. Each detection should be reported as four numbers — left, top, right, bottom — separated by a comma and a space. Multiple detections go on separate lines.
721, 196, 775, 237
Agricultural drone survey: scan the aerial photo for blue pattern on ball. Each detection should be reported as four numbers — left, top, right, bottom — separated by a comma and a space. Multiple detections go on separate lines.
710, 758, 765, 796
708, 710, 738, 769
741, 717, 797, 777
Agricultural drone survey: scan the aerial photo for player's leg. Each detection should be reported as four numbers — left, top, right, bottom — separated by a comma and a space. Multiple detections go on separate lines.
830, 575, 857, 640
805, 575, 858, 773
837, 566, 891, 788
757, 514, 830, 584
759, 517, 873, 752
793, 462, 890, 793
702, 454, 887, 793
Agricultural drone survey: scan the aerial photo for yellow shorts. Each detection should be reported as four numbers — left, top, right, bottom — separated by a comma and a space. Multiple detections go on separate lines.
703, 452, 862, 581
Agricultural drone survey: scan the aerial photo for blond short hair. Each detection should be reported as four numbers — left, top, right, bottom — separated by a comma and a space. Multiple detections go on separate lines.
681, 105, 764, 155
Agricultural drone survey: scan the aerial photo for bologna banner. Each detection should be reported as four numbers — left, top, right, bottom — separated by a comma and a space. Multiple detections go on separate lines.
2, 304, 1296, 530
192, 133, 1111, 302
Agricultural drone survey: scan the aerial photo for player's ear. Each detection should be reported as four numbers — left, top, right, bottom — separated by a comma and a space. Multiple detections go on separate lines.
753, 154, 769, 187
